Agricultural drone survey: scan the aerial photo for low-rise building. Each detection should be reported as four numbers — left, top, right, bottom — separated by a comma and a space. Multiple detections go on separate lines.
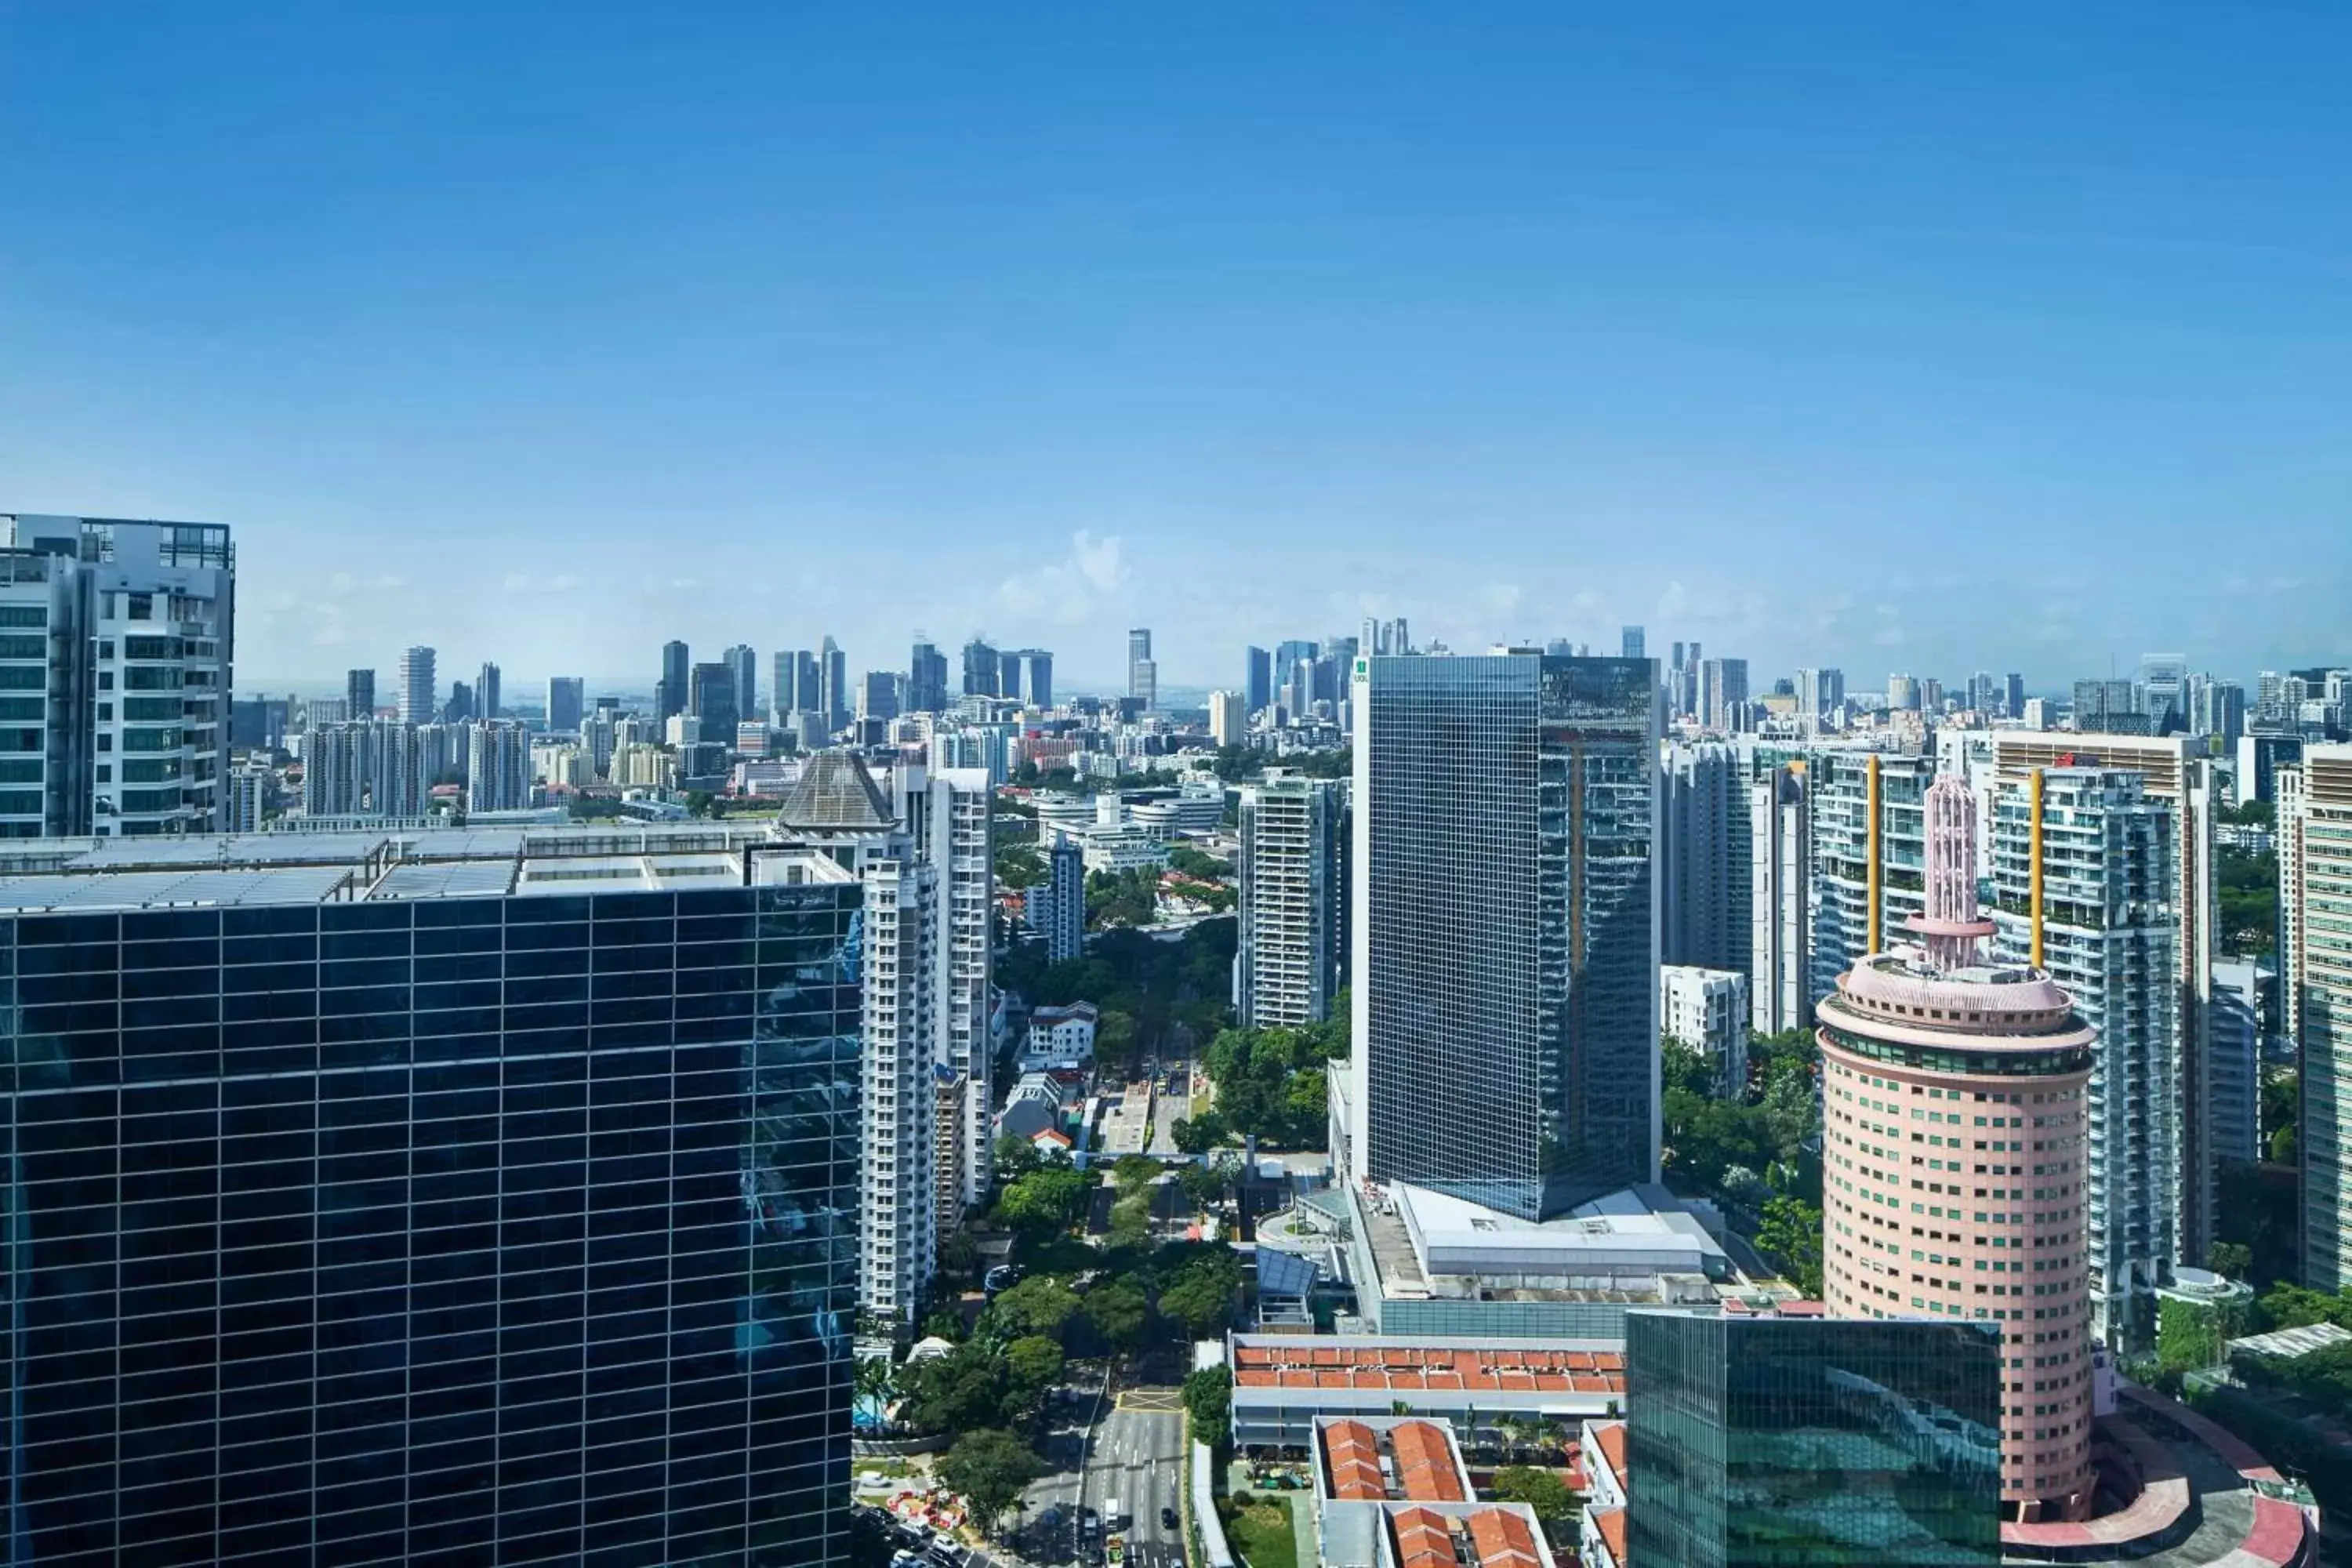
1228, 1334, 1624, 1454
1310, 1415, 1556, 1568
1660, 964, 1749, 1091
1020, 1001, 1098, 1071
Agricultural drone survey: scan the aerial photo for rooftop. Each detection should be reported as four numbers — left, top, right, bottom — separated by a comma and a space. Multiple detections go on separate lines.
1233, 1335, 1625, 1402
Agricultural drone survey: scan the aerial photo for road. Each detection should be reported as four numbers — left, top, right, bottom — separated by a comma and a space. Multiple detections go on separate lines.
1005, 1370, 1187, 1568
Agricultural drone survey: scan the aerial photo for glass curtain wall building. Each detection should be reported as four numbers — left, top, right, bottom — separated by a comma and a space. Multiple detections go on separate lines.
1350, 652, 1657, 1220
1625, 1311, 2002, 1567
0, 829, 859, 1566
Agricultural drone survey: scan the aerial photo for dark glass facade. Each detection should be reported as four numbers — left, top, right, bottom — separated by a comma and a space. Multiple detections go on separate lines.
0, 883, 860, 1566
1359, 653, 1657, 1218
1624, 1311, 2002, 1567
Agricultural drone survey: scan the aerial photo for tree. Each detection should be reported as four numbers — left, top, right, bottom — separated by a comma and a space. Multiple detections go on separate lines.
1004, 1335, 1066, 1410
1757, 1194, 1824, 1298
1181, 1365, 1233, 1450
989, 1276, 1083, 1341
994, 1131, 1043, 1182
2271, 1123, 2299, 1167
923, 1308, 968, 1345
995, 844, 1047, 890
1111, 1153, 1163, 1193
1083, 1277, 1150, 1354
899, 1345, 1012, 1434
997, 1167, 1091, 1236
1159, 1254, 1242, 1339
1489, 1465, 1574, 1523
855, 1354, 898, 1410
1179, 1159, 1238, 1209
2209, 1241, 2253, 1279
1172, 1110, 1229, 1156
937, 1429, 1044, 1537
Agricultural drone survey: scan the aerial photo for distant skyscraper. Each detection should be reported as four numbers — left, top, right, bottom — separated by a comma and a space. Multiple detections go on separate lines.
1350, 653, 1657, 1219
821, 636, 848, 731
302, 719, 426, 818
1621, 625, 1645, 659
466, 719, 530, 812
774, 648, 818, 721
1359, 617, 1410, 657
960, 636, 1000, 698
1660, 742, 1747, 974
1128, 628, 1156, 710
442, 679, 474, 726
1808, 751, 1933, 1007
1238, 774, 1349, 1029
2005, 672, 2027, 718
2140, 652, 2189, 731
1820, 775, 2097, 1520
2072, 678, 2147, 735
909, 639, 949, 712
546, 674, 584, 732
689, 661, 739, 747
1245, 645, 1274, 715
659, 638, 689, 720
346, 666, 376, 717
1887, 672, 1918, 712
225, 762, 267, 833
1033, 830, 1086, 965
2287, 747, 2352, 1289
1749, 760, 1811, 1034
724, 642, 757, 718
1001, 648, 1053, 707
400, 644, 437, 725
1208, 689, 1247, 747
474, 660, 501, 721
857, 670, 900, 723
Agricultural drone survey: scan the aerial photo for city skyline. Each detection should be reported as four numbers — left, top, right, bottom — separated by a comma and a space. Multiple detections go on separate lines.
7, 6, 2350, 685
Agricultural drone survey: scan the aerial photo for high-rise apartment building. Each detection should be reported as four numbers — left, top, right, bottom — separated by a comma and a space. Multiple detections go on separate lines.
960, 636, 1000, 699
2288, 747, 2352, 1288
2210, 960, 2263, 1171
1887, 673, 1919, 712
1208, 689, 1248, 747
905, 764, 996, 1211
1749, 760, 1812, 1034
225, 762, 267, 833
1794, 666, 1844, 724
1659, 742, 1748, 975
474, 661, 501, 722
1031, 831, 1086, 965
302, 719, 428, 818
2072, 678, 2147, 735
1987, 764, 2176, 1348
392, 644, 437, 726
1808, 750, 1931, 1007
1238, 773, 1349, 1029
2191, 677, 2246, 749
658, 638, 690, 722
908, 639, 949, 713
1359, 617, 1410, 657
724, 643, 757, 719
546, 674, 584, 733
347, 666, 376, 718
0, 517, 237, 837
1128, 628, 1156, 710
1817, 775, 2096, 1520
1244, 645, 1274, 716
466, 719, 531, 813
1697, 657, 1748, 731
1349, 653, 1657, 1220
1627, 1311, 2003, 1565
0, 826, 861, 1565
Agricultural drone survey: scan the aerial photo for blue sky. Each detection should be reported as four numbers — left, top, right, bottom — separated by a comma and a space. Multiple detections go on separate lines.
3, 2, 2347, 691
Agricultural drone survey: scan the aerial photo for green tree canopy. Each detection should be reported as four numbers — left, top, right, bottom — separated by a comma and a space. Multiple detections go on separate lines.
989, 1276, 1083, 1341
1083, 1277, 1150, 1353
937, 1429, 1044, 1536
1182, 1365, 1233, 1450
1489, 1465, 1575, 1521
1004, 1335, 1066, 1407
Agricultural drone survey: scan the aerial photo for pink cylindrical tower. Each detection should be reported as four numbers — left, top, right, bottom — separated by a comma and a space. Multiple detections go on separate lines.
1818, 777, 2098, 1523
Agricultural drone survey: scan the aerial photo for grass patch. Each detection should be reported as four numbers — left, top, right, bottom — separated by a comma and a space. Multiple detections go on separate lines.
1220, 1497, 1298, 1568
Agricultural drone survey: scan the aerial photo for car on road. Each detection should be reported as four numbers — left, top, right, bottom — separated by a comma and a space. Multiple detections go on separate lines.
1161, 1506, 1178, 1530
927, 1543, 968, 1566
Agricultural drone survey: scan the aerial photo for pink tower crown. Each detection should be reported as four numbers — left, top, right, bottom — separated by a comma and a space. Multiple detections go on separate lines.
1907, 773, 1997, 973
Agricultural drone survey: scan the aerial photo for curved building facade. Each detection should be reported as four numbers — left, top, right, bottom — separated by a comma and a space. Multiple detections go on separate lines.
1819, 775, 2097, 1523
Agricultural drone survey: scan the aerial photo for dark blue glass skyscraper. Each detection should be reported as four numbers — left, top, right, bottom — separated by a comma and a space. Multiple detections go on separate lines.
0, 830, 860, 1566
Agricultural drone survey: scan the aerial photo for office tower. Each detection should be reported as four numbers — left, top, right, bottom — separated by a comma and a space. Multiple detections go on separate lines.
960, 636, 999, 699
777, 753, 937, 1321
2191, 677, 2246, 749
1238, 774, 1350, 1029
1697, 657, 1748, 731
2023, 696, 2053, 730
2140, 652, 2189, 730
690, 661, 739, 750
302, 719, 426, 818
1660, 742, 1748, 974
2210, 961, 2263, 1171
1030, 831, 1086, 964
857, 670, 900, 723
1208, 689, 1248, 747
1359, 617, 1410, 657
1749, 760, 1812, 1034
0, 516, 238, 836
1626, 1312, 2002, 1566
1621, 625, 1645, 660
1000, 648, 1053, 708
394, 644, 436, 726
1245, 645, 1274, 715
0, 828, 861, 1565
1966, 670, 1995, 713
229, 695, 289, 753
466, 719, 531, 813
2071, 678, 2147, 735
347, 667, 376, 717
443, 681, 474, 726
1807, 751, 1932, 1007
1991, 731, 2217, 1283
546, 674, 584, 733
724, 643, 757, 718
2004, 673, 2026, 719
1817, 774, 2096, 1520
820, 636, 848, 732
584, 706, 619, 777
1349, 653, 1657, 1219
1274, 639, 1318, 690
1887, 673, 1919, 712
909, 639, 949, 713
1794, 666, 1842, 723
1986, 764, 2176, 1348
657, 638, 690, 722
1918, 676, 1945, 713
1282, 657, 1313, 724
468, 661, 497, 722
225, 763, 267, 833
771, 648, 818, 724
907, 764, 996, 1210
2288, 747, 2352, 1287
1128, 627, 1156, 710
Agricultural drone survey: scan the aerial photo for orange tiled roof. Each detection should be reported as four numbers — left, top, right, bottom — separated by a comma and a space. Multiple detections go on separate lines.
1591, 1421, 1628, 1486
1592, 1506, 1628, 1568
1322, 1420, 1385, 1501
1389, 1506, 1455, 1568
1390, 1421, 1465, 1502
1231, 1341, 1628, 1399
1466, 1508, 1544, 1568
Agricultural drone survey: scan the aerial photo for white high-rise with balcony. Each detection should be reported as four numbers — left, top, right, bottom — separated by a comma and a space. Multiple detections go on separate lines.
1238, 773, 1349, 1029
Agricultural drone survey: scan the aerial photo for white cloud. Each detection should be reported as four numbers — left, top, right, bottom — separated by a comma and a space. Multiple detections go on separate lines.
997, 530, 1134, 626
